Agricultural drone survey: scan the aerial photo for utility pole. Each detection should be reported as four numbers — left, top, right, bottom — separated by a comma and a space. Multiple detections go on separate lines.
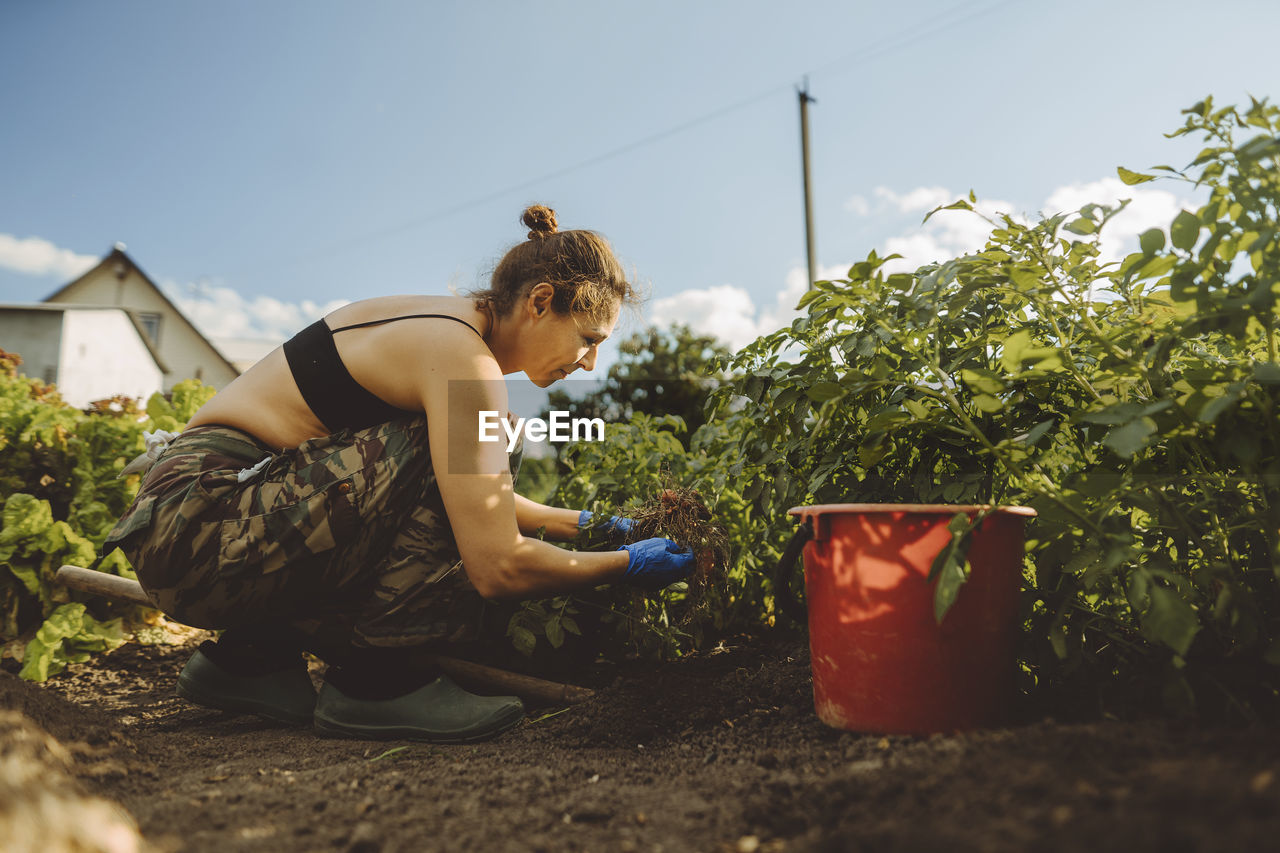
798, 79, 817, 289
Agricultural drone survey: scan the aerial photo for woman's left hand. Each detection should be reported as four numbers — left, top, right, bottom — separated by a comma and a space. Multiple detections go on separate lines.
578, 510, 635, 542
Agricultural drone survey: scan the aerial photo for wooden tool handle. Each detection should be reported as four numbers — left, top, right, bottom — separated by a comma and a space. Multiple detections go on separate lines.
430, 655, 595, 705
57, 564, 156, 607
55, 564, 594, 706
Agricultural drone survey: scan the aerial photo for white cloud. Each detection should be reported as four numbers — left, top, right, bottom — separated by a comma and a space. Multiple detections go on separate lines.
0, 234, 98, 278
845, 186, 954, 216
1043, 177, 1190, 262
844, 195, 871, 216
649, 262, 848, 348
847, 179, 1198, 272
757, 262, 849, 332
876, 185, 955, 214
160, 280, 349, 351
650, 284, 761, 349
663, 177, 1203, 350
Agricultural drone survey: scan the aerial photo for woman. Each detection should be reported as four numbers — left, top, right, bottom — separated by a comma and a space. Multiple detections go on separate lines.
104, 205, 694, 742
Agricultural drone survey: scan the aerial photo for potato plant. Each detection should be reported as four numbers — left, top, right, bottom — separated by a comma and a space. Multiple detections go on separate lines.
711, 97, 1280, 720
525, 412, 781, 661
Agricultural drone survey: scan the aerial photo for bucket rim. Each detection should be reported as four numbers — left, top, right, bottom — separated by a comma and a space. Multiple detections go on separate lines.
788, 503, 1037, 518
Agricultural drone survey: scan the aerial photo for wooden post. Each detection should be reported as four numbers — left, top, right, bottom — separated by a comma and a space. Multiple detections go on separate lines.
799, 79, 818, 289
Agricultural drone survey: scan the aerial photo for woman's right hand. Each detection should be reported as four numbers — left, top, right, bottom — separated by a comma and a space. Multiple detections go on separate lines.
618, 538, 695, 590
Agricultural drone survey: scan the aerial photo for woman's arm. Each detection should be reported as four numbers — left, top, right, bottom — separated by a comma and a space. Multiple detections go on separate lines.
413, 332, 628, 599
513, 494, 581, 541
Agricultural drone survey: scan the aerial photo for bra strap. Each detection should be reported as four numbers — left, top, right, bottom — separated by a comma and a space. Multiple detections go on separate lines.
329, 313, 483, 338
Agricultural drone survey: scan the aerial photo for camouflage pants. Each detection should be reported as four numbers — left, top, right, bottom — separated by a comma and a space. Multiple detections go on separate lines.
105, 418, 521, 650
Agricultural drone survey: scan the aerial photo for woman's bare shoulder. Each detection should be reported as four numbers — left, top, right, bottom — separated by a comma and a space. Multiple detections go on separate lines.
333, 297, 500, 410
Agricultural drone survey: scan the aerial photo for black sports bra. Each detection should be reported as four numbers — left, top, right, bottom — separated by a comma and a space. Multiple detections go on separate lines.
282, 313, 484, 434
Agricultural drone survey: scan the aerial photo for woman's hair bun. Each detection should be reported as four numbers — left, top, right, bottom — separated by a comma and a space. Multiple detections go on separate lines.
521, 204, 559, 240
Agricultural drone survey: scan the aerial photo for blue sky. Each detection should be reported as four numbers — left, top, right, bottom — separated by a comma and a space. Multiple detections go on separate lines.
3, 0, 1279, 374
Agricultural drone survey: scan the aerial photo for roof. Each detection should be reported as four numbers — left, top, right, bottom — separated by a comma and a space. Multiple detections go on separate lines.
0, 302, 73, 313
43, 247, 240, 377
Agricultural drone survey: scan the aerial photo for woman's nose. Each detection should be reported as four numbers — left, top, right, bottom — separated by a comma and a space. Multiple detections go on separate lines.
578, 347, 598, 371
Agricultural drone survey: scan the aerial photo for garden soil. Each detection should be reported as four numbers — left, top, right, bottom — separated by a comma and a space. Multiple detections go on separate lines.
3, 630, 1280, 853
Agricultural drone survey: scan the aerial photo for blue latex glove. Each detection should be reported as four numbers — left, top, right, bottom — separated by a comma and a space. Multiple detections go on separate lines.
619, 538, 695, 590
578, 510, 635, 539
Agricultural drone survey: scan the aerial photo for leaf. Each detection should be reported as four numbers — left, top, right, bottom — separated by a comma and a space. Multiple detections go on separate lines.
933, 557, 968, 624
509, 624, 537, 657
79, 612, 125, 650
1018, 419, 1055, 446
1139, 228, 1166, 256
1118, 166, 1156, 185
1103, 418, 1157, 458
1080, 402, 1146, 425
1170, 209, 1200, 251
6, 564, 40, 597
1264, 638, 1280, 666
857, 431, 890, 467
19, 635, 57, 681
1009, 268, 1042, 291
973, 394, 1005, 413
1198, 384, 1245, 423
19, 602, 87, 681
929, 513, 975, 624
561, 616, 582, 636
1254, 362, 1280, 384
960, 368, 1005, 395
0, 494, 55, 545
1000, 330, 1033, 372
903, 398, 930, 419
544, 618, 565, 649
1142, 584, 1200, 657
806, 382, 844, 402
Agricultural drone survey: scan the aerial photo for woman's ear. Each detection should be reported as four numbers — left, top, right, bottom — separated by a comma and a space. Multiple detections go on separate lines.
525, 282, 555, 318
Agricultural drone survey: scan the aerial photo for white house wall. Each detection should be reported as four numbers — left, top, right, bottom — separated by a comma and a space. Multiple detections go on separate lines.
57, 309, 164, 407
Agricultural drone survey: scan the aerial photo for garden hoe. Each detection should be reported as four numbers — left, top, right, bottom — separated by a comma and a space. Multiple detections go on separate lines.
54, 564, 594, 706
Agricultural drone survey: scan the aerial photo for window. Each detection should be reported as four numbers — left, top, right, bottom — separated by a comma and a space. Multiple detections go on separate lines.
137, 312, 162, 345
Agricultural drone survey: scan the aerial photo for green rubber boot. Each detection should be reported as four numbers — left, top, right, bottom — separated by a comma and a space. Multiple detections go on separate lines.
176, 646, 317, 725
313, 675, 525, 742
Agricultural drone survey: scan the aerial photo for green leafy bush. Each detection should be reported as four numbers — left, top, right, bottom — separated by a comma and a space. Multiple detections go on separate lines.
511, 412, 781, 661
0, 352, 214, 679
712, 97, 1280, 720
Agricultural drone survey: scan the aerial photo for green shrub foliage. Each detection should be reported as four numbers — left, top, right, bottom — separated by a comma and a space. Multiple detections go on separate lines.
543, 412, 782, 659
0, 351, 214, 679
710, 97, 1280, 720
5, 99, 1277, 722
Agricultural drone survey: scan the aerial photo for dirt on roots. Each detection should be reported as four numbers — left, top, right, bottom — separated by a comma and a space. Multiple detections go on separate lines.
2, 631, 1280, 852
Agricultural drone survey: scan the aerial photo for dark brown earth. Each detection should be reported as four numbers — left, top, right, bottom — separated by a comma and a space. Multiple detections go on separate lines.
3, 630, 1280, 852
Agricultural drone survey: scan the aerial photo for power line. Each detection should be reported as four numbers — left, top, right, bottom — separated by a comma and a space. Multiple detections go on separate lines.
236, 0, 1028, 278
806, 0, 1024, 79
244, 83, 792, 276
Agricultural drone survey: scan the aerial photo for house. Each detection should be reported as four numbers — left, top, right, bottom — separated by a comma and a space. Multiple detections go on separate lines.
0, 246, 242, 407
42, 246, 240, 390
0, 304, 166, 407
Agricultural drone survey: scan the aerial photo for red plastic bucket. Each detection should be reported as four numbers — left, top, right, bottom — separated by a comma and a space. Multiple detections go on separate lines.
783, 504, 1035, 734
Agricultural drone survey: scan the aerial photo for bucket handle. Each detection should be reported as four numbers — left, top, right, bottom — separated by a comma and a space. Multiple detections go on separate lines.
773, 518, 813, 625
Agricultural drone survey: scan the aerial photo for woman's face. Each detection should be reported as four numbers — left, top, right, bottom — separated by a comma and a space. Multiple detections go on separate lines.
522, 289, 619, 388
